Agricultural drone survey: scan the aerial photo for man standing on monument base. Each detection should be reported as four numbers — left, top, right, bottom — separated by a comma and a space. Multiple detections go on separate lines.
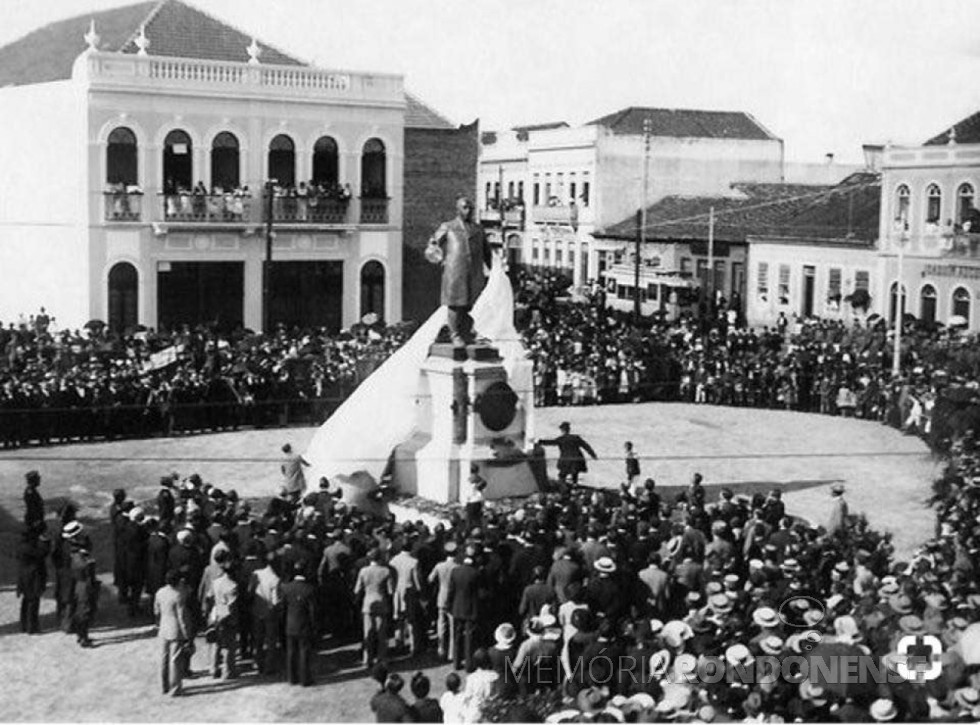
426, 196, 493, 350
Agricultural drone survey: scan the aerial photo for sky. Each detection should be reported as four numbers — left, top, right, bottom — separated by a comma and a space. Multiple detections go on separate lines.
5, 0, 980, 163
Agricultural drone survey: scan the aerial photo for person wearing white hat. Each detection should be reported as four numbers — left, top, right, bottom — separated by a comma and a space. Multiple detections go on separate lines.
869, 698, 898, 722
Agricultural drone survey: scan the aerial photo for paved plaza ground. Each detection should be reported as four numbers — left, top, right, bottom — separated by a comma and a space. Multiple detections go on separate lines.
0, 403, 940, 721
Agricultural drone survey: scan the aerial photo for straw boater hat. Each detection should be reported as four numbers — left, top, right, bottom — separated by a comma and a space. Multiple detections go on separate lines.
759, 635, 784, 656
798, 680, 828, 705
869, 698, 898, 722
953, 687, 980, 710
594, 556, 616, 574
753, 607, 780, 628
494, 623, 516, 649
63, 521, 83, 539
724, 644, 755, 668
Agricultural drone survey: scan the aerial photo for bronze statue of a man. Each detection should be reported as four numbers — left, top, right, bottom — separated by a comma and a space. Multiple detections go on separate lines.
427, 196, 492, 348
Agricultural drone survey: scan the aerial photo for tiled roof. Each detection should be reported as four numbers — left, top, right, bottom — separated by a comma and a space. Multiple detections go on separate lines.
924, 110, 980, 146
405, 92, 454, 130
0, 0, 158, 87
0, 0, 454, 130
117, 0, 302, 65
587, 106, 778, 141
599, 172, 880, 244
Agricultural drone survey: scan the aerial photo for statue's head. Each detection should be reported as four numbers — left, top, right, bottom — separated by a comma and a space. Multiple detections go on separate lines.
456, 195, 473, 221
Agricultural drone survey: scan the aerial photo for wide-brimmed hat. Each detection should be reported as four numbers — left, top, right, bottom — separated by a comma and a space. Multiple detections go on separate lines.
494, 622, 516, 648
753, 607, 780, 628
953, 687, 980, 709
833, 616, 862, 643
831, 483, 846, 495
662, 620, 694, 649
63, 521, 83, 539
709, 593, 733, 614
898, 615, 925, 635
576, 685, 608, 714
594, 556, 616, 574
724, 643, 755, 668
877, 581, 901, 598
888, 594, 914, 615
803, 609, 824, 626
759, 635, 784, 655
869, 698, 898, 722
799, 680, 827, 705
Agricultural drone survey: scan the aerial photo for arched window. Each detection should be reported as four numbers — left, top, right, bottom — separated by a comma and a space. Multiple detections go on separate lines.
958, 183, 975, 223
211, 132, 240, 190
925, 183, 942, 224
106, 127, 138, 186
952, 286, 971, 324
163, 129, 192, 192
312, 136, 339, 186
108, 262, 138, 333
920, 284, 937, 324
360, 261, 385, 320
268, 134, 295, 187
889, 281, 907, 324
361, 138, 386, 198
894, 184, 910, 228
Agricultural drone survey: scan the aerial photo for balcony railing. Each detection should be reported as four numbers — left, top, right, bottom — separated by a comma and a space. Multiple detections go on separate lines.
481, 207, 525, 226
360, 198, 389, 224
532, 204, 579, 226
272, 197, 350, 224
162, 193, 252, 223
941, 232, 980, 259
104, 191, 143, 221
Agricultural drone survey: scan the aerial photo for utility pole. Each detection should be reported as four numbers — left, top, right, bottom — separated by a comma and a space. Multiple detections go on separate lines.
263, 179, 274, 334
707, 206, 715, 306
892, 228, 907, 378
637, 117, 652, 323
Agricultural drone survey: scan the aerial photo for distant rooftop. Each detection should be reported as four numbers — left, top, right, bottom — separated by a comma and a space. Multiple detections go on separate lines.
599, 172, 880, 244
0, 0, 454, 129
924, 110, 980, 146
588, 106, 778, 141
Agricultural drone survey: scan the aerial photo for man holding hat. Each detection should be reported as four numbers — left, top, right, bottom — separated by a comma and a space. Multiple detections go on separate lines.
539, 422, 597, 489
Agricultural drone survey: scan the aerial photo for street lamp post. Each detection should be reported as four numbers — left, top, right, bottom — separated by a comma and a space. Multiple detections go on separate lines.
892, 227, 907, 378
636, 118, 652, 323
263, 179, 275, 334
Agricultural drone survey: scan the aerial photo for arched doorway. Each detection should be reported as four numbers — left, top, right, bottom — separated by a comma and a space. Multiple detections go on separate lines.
106, 127, 138, 186
211, 131, 240, 190
952, 286, 971, 325
162, 129, 192, 191
312, 136, 339, 186
360, 260, 385, 321
360, 138, 386, 198
108, 262, 138, 333
268, 134, 295, 187
920, 284, 937, 324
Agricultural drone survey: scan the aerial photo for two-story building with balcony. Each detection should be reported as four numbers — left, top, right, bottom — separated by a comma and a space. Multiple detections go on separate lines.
478, 107, 785, 290
0, 0, 470, 333
877, 115, 980, 330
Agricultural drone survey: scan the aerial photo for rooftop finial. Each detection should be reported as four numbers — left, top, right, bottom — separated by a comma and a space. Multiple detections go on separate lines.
84, 19, 100, 51
949, 126, 957, 145
247, 37, 261, 64
135, 25, 150, 56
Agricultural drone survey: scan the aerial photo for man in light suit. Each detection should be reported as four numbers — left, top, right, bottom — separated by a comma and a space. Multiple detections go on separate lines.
427, 196, 492, 349
154, 568, 191, 696
353, 548, 395, 667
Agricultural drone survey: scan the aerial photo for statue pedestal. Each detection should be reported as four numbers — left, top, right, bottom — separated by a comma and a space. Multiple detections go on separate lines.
393, 342, 539, 504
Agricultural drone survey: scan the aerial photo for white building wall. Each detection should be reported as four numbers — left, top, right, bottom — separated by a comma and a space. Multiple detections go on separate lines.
0, 81, 89, 326
746, 241, 876, 328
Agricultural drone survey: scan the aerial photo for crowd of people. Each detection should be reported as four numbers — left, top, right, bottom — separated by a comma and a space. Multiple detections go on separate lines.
0, 313, 413, 447
14, 430, 980, 721
515, 269, 977, 447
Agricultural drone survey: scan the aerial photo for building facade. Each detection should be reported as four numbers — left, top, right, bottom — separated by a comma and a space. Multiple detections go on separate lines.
878, 121, 980, 330
478, 108, 784, 290
0, 0, 468, 333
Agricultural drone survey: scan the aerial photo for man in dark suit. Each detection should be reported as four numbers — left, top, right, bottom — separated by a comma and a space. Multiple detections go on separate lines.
23, 470, 44, 528
282, 562, 317, 686
426, 196, 492, 349
447, 551, 481, 671
538, 422, 598, 488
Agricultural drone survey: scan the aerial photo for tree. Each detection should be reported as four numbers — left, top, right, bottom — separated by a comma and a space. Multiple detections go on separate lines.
845, 288, 872, 312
